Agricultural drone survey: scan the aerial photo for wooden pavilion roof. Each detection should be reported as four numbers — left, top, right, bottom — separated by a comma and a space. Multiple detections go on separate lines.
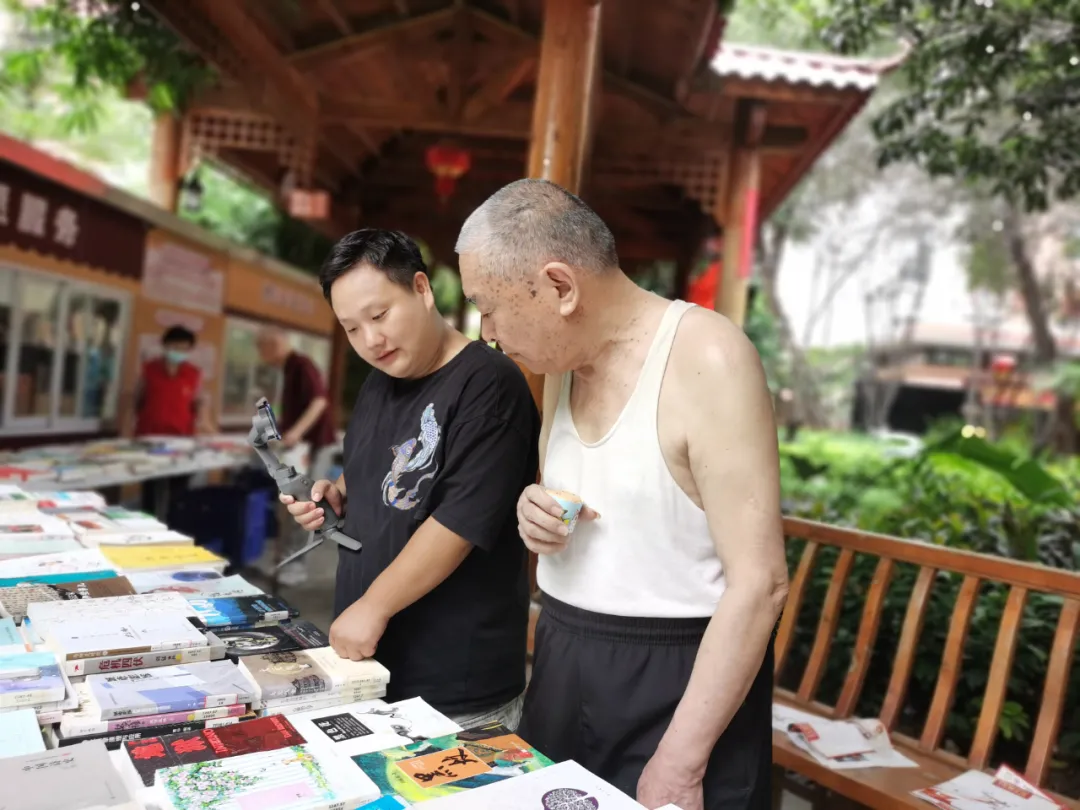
144, 0, 894, 265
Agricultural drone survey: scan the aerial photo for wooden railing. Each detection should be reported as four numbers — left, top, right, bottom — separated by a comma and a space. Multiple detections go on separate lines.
778, 516, 1080, 788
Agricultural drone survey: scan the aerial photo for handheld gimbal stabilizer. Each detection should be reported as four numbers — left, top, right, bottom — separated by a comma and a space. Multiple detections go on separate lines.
248, 397, 360, 569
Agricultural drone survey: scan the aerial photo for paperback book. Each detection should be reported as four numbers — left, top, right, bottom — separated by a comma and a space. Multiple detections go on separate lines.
188, 595, 299, 631
0, 740, 136, 810
218, 621, 329, 658
62, 683, 249, 738
288, 697, 461, 759
100, 544, 228, 575
352, 722, 554, 805
129, 571, 263, 598
0, 548, 116, 587
0, 706, 45, 758
44, 612, 208, 663
238, 648, 390, 705
87, 660, 258, 720
155, 745, 380, 810
0, 651, 66, 708
124, 714, 306, 786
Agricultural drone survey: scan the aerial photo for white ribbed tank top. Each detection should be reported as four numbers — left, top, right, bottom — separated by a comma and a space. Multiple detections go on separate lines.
537, 299, 726, 618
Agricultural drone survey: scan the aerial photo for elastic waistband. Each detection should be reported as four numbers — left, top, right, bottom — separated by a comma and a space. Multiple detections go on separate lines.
539, 592, 710, 645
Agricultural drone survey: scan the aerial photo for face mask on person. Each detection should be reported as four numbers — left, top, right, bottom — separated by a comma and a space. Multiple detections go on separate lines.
164, 349, 189, 365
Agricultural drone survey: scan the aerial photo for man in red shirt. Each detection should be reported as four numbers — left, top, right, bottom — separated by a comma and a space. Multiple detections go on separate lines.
131, 325, 212, 516
256, 325, 336, 585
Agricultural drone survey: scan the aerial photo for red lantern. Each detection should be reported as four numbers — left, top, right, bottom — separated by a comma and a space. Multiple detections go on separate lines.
425, 144, 471, 203
990, 353, 1016, 380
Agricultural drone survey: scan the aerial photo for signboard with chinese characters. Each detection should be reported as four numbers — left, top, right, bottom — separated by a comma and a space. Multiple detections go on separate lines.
225, 257, 333, 336
141, 230, 226, 315
0, 159, 145, 278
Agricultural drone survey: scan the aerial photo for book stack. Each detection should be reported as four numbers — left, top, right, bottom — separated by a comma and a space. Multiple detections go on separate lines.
54, 506, 195, 547
237, 647, 391, 716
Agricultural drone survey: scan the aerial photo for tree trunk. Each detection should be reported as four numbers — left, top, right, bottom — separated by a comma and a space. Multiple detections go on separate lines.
757, 223, 828, 428
1003, 207, 1078, 454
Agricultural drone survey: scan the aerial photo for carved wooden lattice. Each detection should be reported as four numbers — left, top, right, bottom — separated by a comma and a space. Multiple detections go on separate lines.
593, 149, 728, 216
181, 110, 316, 186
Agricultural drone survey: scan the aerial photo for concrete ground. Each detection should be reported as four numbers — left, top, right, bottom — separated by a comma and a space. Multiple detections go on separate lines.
242, 539, 814, 810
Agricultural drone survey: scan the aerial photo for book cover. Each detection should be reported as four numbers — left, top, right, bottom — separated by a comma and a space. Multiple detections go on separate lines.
219, 621, 329, 658
101, 544, 227, 573
189, 595, 299, 631
239, 648, 390, 703
912, 770, 1062, 809
34, 491, 108, 512
289, 697, 461, 759
27, 591, 197, 633
46, 612, 207, 662
50, 575, 137, 600
125, 714, 306, 786
0, 706, 45, 758
259, 686, 387, 717
58, 715, 247, 751
0, 512, 75, 542
87, 660, 258, 720
65, 642, 212, 677
0, 651, 66, 708
63, 681, 247, 738
352, 722, 554, 805
156, 745, 380, 810
0, 617, 24, 651
0, 548, 116, 587
0, 740, 134, 810
130, 571, 263, 598
416, 760, 649, 810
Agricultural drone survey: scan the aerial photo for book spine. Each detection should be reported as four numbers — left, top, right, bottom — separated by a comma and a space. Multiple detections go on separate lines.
0, 686, 66, 709
202, 618, 280, 633
65, 635, 205, 661
65, 645, 212, 675
98, 691, 243, 720
258, 687, 385, 715
62, 702, 244, 737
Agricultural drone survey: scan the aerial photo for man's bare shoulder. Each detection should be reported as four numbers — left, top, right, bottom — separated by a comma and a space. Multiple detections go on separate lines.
670, 306, 766, 391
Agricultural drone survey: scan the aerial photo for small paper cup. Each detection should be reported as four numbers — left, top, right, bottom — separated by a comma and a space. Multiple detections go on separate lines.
544, 488, 584, 533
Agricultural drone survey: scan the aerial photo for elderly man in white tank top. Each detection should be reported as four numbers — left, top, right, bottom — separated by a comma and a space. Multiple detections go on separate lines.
456, 179, 790, 810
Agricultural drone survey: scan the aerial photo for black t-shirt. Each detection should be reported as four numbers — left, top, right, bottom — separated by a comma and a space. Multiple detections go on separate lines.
334, 341, 539, 715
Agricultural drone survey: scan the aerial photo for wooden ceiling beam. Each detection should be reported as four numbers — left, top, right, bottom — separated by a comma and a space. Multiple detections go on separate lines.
314, 0, 353, 36
690, 72, 862, 106
448, 0, 472, 121
462, 52, 536, 122
676, 1, 721, 103
289, 7, 456, 71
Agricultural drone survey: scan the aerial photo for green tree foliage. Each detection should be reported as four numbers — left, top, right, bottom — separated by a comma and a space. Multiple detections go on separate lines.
1, 0, 213, 128
819, 0, 1080, 211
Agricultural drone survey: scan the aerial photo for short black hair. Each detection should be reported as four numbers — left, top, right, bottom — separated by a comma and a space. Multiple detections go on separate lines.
319, 228, 428, 303
162, 325, 196, 346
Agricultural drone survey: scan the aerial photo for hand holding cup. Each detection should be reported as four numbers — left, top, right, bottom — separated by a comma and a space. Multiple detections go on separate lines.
517, 484, 599, 555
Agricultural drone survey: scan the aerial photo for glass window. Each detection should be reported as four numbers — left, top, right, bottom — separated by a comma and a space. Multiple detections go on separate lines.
14, 276, 60, 419
59, 291, 88, 418
86, 297, 123, 421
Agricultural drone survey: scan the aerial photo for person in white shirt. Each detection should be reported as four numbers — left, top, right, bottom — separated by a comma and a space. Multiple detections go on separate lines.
455, 179, 789, 810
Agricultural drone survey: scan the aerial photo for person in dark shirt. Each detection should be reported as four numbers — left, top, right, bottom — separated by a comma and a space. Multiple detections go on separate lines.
281, 228, 538, 727
256, 325, 338, 586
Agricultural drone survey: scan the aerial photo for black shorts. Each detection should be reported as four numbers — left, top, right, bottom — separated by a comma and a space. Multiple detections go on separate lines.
519, 593, 773, 810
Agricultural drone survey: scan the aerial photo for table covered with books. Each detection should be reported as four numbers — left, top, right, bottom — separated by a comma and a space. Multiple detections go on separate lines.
0, 482, 673, 810
0, 483, 1046, 810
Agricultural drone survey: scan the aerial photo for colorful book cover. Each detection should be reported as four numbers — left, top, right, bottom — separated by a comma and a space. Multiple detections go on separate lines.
0, 617, 23, 651
0, 651, 66, 708
101, 544, 227, 572
156, 745, 381, 810
219, 621, 329, 658
87, 660, 258, 720
125, 714, 305, 786
129, 571, 263, 598
352, 722, 554, 804
189, 595, 299, 630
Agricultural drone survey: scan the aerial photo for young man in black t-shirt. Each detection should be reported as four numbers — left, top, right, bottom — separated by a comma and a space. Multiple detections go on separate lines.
281, 229, 539, 726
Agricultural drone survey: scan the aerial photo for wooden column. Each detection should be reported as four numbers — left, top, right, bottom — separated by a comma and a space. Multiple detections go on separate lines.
714, 101, 765, 327
328, 329, 349, 431
520, 0, 603, 408
149, 113, 182, 212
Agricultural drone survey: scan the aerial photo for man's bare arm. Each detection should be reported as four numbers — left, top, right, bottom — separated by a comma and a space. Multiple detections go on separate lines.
653, 315, 789, 778
360, 516, 473, 618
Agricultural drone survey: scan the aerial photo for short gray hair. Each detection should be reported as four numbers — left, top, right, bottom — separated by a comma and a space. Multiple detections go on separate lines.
455, 179, 618, 277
